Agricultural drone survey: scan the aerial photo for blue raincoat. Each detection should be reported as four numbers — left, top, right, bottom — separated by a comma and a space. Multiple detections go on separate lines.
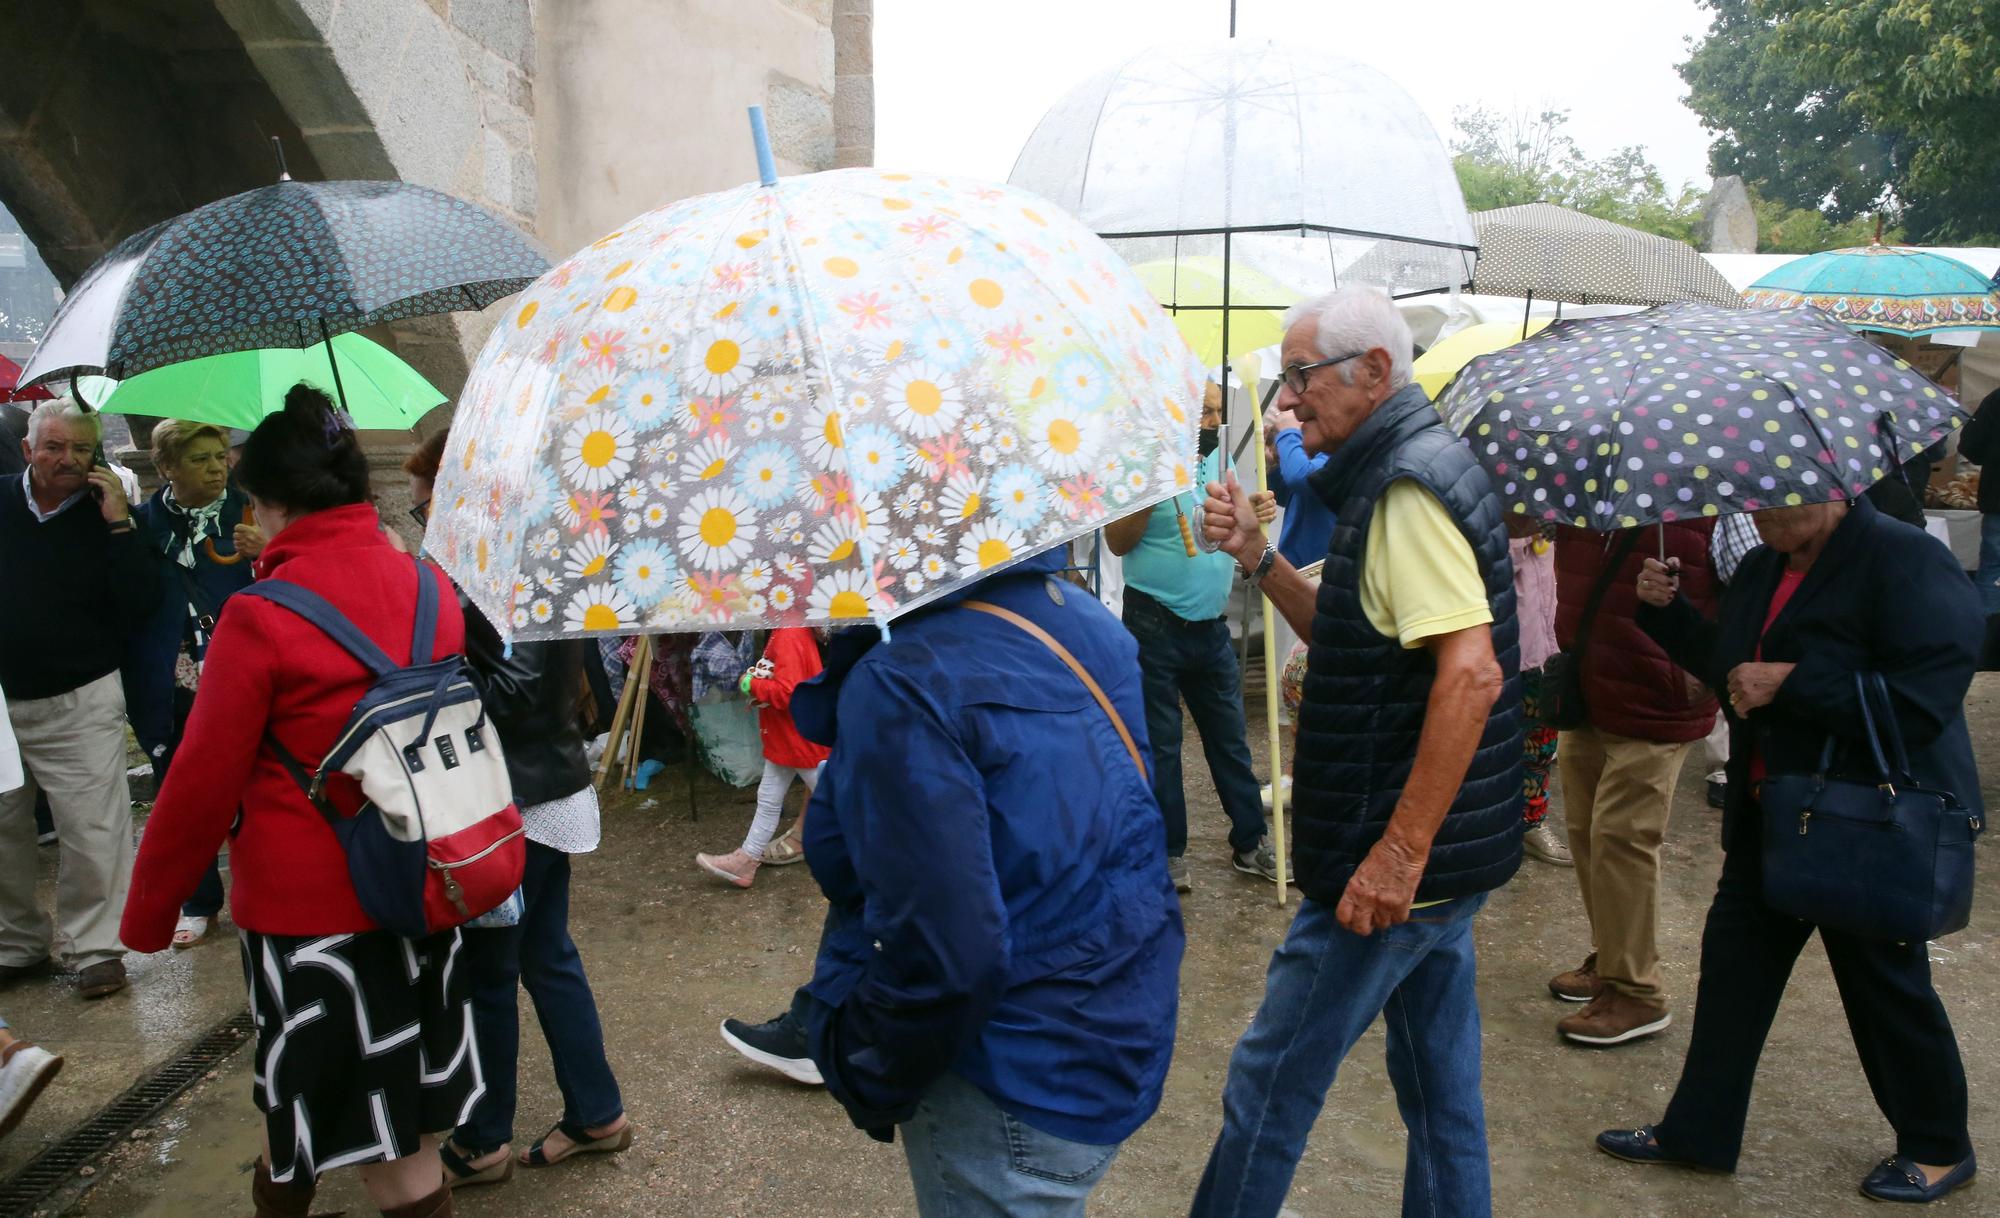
796, 546, 1184, 1145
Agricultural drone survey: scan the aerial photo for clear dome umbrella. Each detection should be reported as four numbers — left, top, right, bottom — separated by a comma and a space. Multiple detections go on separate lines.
1009, 38, 1478, 385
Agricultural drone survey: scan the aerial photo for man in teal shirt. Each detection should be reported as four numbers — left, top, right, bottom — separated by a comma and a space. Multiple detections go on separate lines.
1107, 388, 1279, 892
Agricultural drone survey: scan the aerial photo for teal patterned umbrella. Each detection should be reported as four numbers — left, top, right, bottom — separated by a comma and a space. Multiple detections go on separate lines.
1742, 244, 2000, 338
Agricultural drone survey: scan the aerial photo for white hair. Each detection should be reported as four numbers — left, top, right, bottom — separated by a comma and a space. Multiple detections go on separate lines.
25, 397, 101, 447
1282, 286, 1414, 392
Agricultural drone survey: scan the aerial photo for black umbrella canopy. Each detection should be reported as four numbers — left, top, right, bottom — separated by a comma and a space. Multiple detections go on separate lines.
1437, 302, 1967, 529
19, 179, 549, 387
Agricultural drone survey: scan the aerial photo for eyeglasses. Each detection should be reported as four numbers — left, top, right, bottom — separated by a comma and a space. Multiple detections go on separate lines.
409, 501, 431, 529
1282, 351, 1368, 395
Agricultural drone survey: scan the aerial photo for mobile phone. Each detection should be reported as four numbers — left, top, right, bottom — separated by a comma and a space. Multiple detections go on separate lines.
91, 446, 107, 500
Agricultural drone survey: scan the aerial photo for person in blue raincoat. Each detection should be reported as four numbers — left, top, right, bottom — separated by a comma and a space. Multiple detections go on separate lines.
792, 545, 1184, 1217
123, 419, 262, 948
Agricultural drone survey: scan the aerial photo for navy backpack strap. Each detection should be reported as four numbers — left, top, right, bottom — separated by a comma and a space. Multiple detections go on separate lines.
236, 579, 399, 677
411, 559, 440, 665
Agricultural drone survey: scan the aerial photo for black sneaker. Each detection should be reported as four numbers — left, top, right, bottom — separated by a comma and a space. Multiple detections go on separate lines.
719, 1013, 822, 1085
1167, 855, 1192, 893
1706, 779, 1726, 811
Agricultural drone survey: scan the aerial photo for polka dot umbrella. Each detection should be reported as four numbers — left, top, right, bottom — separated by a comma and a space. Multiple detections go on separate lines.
1435, 302, 1968, 530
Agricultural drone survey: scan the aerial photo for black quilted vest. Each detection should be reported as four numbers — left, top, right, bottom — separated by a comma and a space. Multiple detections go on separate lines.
1292, 384, 1524, 907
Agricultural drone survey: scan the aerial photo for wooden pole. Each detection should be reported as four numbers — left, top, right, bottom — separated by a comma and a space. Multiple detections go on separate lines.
1244, 355, 1287, 906
623, 636, 654, 789
593, 641, 643, 791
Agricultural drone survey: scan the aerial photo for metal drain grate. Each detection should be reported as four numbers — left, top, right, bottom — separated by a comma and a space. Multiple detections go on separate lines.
0, 1009, 254, 1216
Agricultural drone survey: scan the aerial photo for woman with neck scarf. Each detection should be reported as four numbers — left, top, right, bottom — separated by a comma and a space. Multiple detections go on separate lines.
124, 418, 264, 948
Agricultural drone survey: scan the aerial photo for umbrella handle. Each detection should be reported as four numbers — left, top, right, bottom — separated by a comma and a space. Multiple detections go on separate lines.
203, 502, 255, 566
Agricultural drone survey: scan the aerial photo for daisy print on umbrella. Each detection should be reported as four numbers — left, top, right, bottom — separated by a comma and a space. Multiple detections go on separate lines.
424, 163, 1207, 640
680, 486, 759, 572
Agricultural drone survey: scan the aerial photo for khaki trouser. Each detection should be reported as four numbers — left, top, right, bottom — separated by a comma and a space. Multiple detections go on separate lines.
1558, 724, 1692, 1003
0, 672, 135, 969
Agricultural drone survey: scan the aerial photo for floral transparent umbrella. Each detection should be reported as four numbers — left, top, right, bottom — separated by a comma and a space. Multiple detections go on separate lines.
426, 112, 1205, 642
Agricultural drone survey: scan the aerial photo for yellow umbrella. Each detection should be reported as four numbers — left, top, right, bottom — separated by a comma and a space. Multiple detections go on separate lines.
1414, 318, 1553, 399
1132, 257, 1295, 367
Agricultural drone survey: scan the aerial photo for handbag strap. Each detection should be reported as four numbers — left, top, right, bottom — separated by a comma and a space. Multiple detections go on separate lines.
962, 599, 1147, 780
1865, 672, 1913, 776
1572, 530, 1642, 662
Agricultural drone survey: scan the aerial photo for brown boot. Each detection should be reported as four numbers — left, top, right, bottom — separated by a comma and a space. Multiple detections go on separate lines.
252, 1159, 320, 1218
1558, 990, 1672, 1047
1547, 951, 1602, 1003
380, 1185, 453, 1218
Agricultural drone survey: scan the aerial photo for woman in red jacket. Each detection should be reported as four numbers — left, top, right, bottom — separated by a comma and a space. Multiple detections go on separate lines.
695, 627, 830, 888
122, 387, 472, 1218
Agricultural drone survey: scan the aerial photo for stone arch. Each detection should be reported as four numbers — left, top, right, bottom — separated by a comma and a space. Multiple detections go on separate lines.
0, 0, 549, 403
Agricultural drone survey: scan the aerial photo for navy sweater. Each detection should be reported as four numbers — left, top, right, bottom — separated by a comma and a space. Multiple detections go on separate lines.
0, 474, 164, 700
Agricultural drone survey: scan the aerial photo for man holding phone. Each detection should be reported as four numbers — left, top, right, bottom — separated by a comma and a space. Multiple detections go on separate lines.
0, 399, 162, 1001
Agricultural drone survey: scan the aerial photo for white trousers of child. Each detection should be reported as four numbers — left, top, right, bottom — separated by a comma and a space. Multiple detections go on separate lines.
743, 760, 818, 859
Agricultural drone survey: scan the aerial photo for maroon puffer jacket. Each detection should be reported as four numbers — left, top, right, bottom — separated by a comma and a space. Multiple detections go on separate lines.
1555, 523, 1720, 743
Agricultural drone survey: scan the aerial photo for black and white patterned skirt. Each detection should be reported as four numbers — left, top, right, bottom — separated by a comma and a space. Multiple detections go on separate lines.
239, 928, 483, 1182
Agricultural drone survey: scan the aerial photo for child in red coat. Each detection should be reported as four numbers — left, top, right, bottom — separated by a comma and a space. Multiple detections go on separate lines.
695, 628, 830, 888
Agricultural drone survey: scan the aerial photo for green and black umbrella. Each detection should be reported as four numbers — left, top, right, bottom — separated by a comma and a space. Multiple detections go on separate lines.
18, 176, 547, 394
1437, 302, 1968, 529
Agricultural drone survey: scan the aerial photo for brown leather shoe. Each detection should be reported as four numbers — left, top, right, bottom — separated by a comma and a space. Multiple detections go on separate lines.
1548, 951, 1601, 1003
76, 960, 127, 1000
1559, 991, 1672, 1047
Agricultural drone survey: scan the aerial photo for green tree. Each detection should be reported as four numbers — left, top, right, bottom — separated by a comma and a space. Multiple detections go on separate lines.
1449, 106, 1703, 243
1679, 0, 2000, 244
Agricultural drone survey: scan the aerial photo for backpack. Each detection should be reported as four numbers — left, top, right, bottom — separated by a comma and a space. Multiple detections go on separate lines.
238, 561, 526, 938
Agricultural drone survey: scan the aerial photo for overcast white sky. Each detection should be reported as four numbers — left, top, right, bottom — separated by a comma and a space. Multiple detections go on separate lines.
875, 0, 1718, 194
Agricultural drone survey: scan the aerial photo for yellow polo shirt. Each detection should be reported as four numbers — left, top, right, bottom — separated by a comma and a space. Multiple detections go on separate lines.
1359, 480, 1493, 647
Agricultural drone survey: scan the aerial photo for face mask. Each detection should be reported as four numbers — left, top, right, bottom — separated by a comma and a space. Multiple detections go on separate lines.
1198, 427, 1220, 458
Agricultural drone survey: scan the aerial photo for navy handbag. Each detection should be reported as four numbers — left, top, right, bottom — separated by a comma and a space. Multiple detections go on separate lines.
1759, 672, 1983, 942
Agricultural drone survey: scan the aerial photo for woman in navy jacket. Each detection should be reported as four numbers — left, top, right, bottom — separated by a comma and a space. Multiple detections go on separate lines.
1598, 496, 1983, 1204
126, 418, 263, 947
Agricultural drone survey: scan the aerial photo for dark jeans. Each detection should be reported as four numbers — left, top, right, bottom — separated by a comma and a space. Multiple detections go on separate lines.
1122, 588, 1267, 857
183, 857, 224, 919
1655, 823, 1972, 1169
456, 841, 624, 1153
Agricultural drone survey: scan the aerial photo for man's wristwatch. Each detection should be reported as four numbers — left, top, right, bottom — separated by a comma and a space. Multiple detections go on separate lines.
107, 517, 135, 534
1243, 542, 1278, 587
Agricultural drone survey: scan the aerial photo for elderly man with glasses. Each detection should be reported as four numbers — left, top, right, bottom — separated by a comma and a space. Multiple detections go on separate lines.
0, 399, 164, 1001
1189, 286, 1524, 1218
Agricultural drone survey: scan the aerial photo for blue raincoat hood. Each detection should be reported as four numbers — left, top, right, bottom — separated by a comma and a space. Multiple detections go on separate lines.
791, 543, 1069, 747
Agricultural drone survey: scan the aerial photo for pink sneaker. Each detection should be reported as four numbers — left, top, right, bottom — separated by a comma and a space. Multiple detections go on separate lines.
695, 850, 758, 889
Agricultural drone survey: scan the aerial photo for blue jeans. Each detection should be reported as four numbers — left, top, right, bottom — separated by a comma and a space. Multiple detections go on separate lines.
1976, 513, 2000, 617
901, 1072, 1121, 1217
1123, 589, 1267, 856
1191, 893, 1492, 1218
455, 842, 623, 1153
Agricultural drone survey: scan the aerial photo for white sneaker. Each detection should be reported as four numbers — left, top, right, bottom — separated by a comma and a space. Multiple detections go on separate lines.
1523, 822, 1573, 867
1260, 775, 1294, 811
0, 1039, 63, 1139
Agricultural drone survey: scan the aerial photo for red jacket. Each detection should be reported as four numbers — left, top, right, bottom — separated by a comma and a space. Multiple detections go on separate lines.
121, 505, 465, 950
1554, 522, 1720, 744
748, 628, 830, 771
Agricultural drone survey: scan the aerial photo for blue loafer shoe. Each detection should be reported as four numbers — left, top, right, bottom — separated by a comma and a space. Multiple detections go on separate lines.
1860, 1154, 1976, 1203
1596, 1126, 1708, 1168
